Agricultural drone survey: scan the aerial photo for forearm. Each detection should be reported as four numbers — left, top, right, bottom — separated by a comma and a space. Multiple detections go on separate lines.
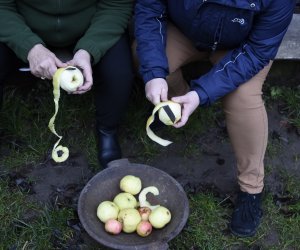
135, 0, 169, 83
0, 0, 44, 62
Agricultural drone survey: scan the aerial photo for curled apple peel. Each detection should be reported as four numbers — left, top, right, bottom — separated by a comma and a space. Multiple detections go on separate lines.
48, 66, 84, 162
138, 186, 160, 210
146, 101, 181, 146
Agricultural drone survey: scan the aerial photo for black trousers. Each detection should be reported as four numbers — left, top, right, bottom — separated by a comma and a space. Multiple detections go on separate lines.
0, 32, 134, 129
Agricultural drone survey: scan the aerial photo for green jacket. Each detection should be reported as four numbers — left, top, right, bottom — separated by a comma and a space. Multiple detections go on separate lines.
0, 0, 133, 63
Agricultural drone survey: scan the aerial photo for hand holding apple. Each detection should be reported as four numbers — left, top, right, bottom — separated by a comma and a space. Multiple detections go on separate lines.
66, 49, 93, 94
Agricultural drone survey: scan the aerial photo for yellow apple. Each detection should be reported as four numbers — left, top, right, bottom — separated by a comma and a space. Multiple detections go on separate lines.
118, 208, 141, 233
113, 192, 137, 210
149, 206, 171, 229
120, 175, 142, 195
96, 201, 119, 223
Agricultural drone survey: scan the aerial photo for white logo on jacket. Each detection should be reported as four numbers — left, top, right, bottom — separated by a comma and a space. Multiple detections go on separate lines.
231, 18, 245, 25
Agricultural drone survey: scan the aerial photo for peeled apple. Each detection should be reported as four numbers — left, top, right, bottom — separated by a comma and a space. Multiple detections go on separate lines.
120, 175, 142, 195
149, 206, 171, 229
138, 186, 160, 210
58, 66, 84, 92
97, 201, 119, 223
146, 101, 181, 146
48, 66, 84, 162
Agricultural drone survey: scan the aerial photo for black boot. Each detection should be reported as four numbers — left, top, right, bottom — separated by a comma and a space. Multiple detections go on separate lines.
229, 191, 263, 237
97, 128, 122, 168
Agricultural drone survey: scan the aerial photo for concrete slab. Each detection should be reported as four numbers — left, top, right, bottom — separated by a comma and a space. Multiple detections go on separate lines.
276, 14, 300, 60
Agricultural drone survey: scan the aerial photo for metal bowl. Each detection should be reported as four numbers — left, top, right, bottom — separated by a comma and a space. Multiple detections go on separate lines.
78, 159, 189, 250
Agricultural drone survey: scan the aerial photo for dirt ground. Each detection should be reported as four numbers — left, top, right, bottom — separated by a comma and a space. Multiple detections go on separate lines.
7, 102, 299, 249
4, 61, 300, 249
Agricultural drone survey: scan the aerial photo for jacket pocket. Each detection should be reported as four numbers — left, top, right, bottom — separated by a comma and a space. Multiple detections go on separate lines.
218, 7, 255, 49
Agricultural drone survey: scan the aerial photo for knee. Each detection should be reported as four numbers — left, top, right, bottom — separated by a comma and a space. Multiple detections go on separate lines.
222, 83, 264, 111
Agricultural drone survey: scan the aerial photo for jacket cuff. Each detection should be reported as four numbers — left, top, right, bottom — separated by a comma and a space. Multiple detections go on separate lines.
191, 85, 210, 107
142, 69, 168, 84
74, 41, 100, 65
17, 36, 44, 63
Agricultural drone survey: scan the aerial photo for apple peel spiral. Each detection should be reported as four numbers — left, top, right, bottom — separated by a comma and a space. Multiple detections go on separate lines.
48, 66, 84, 162
146, 100, 181, 146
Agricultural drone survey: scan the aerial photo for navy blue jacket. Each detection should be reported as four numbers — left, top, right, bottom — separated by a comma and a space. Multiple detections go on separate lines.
135, 0, 295, 106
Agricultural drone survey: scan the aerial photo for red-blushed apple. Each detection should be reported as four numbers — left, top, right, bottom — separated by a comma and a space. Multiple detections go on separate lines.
105, 219, 122, 235
136, 221, 152, 237
138, 207, 151, 221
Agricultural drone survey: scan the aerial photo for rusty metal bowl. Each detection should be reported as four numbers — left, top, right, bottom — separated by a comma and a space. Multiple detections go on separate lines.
78, 159, 189, 250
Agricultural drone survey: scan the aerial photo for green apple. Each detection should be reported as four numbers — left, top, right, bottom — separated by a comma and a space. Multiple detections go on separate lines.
149, 206, 171, 229
120, 175, 142, 195
118, 208, 141, 233
96, 200, 119, 223
113, 192, 137, 210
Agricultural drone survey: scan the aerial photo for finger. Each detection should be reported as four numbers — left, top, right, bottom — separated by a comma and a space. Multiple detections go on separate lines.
48, 64, 58, 78
72, 89, 89, 94
152, 94, 161, 105
55, 57, 68, 68
171, 95, 187, 104
161, 87, 168, 102
174, 112, 189, 128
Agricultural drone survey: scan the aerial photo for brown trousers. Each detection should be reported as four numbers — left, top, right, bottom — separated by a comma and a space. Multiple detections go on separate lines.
134, 24, 272, 194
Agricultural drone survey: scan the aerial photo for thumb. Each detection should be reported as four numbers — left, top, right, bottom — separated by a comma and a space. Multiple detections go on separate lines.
55, 57, 68, 68
161, 87, 168, 102
171, 95, 187, 104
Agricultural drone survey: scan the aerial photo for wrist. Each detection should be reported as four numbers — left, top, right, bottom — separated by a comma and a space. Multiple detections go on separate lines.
76, 49, 91, 61
27, 43, 44, 60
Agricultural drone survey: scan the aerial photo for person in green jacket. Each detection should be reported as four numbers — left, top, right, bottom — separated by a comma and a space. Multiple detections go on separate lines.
0, 0, 134, 168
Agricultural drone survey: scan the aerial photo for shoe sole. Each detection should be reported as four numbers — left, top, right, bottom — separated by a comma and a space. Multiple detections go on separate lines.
228, 224, 257, 238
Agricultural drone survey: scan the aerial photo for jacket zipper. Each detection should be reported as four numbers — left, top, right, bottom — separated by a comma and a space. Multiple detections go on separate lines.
212, 16, 223, 52
57, 0, 61, 41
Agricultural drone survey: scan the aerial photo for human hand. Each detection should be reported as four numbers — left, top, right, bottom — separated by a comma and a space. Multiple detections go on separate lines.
27, 44, 67, 79
171, 91, 200, 128
66, 49, 93, 94
145, 78, 168, 105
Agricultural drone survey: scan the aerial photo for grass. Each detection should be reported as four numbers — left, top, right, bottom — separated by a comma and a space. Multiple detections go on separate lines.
0, 178, 76, 249
0, 71, 300, 249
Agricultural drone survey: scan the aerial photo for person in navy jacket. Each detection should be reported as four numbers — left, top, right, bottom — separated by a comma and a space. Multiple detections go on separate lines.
134, 0, 295, 237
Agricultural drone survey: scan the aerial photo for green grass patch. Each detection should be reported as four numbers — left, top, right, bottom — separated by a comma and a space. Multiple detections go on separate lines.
0, 178, 76, 249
